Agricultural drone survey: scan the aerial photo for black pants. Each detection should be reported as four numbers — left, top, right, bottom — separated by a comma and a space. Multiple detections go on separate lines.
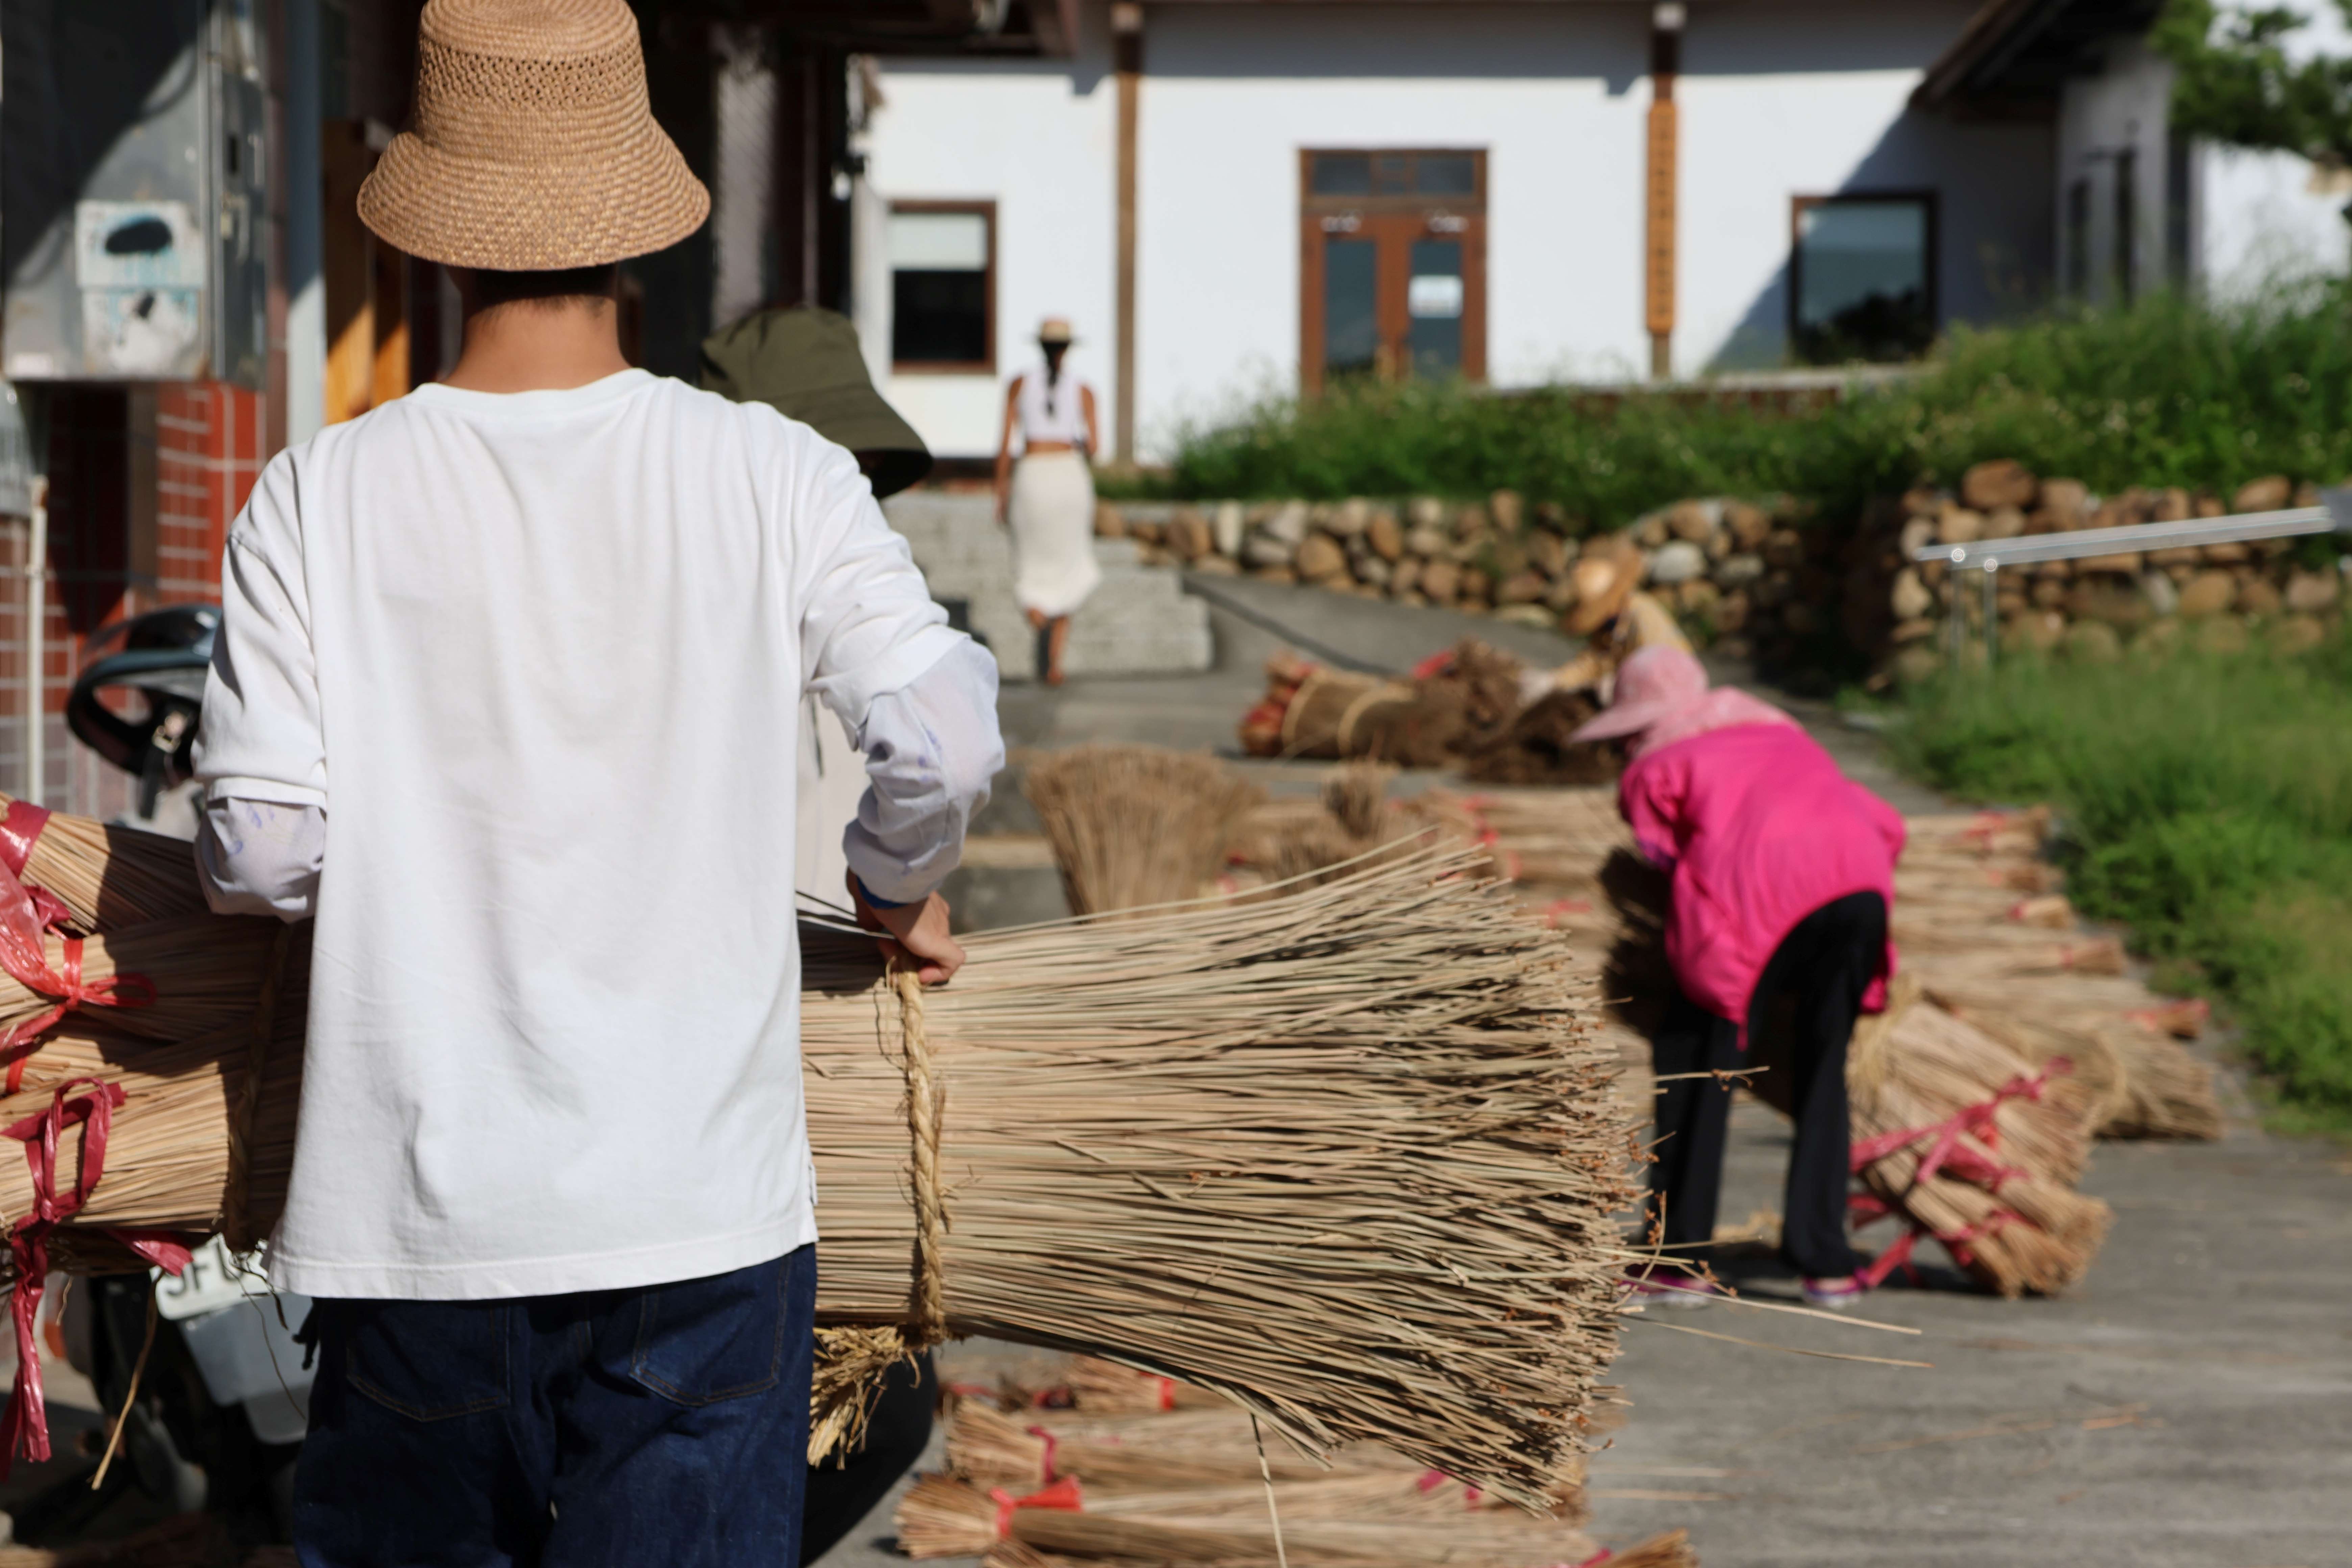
1647, 891, 1886, 1279
800, 1350, 936, 1565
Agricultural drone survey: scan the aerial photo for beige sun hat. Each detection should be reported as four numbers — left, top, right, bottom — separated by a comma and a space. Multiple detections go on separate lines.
357, 0, 709, 271
1038, 317, 1077, 345
1563, 534, 1644, 636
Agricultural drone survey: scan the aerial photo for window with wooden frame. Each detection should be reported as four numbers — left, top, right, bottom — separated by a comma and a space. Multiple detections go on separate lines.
1300, 150, 1486, 394
889, 200, 996, 373
1789, 192, 1937, 366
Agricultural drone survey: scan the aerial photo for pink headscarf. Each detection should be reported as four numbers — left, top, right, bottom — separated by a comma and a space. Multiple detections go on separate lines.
1567, 646, 1797, 759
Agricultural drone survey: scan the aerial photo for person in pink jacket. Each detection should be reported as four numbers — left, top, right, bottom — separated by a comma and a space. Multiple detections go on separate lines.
1572, 647, 1906, 1309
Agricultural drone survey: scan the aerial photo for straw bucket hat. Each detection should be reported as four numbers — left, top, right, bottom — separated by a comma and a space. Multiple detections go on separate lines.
357, 0, 709, 270
1038, 317, 1077, 345
1563, 534, 1644, 636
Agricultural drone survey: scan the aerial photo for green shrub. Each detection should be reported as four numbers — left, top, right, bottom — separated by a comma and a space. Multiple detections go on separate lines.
1890, 641, 2352, 1119
1143, 283, 2352, 526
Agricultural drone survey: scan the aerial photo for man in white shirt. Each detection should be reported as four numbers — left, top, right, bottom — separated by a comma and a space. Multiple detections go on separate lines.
191, 3, 1002, 1562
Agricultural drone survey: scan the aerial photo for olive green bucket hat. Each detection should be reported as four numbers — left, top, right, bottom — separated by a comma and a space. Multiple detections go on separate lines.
700, 307, 932, 499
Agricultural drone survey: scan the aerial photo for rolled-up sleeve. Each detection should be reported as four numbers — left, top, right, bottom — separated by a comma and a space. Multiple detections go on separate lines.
194, 458, 326, 811
843, 640, 1004, 905
789, 433, 1002, 905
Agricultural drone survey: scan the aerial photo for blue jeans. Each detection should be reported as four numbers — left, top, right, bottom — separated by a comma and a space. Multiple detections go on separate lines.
293, 1247, 815, 1568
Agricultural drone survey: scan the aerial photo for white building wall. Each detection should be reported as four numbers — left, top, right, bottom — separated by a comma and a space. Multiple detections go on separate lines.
868, 10, 1120, 458
871, 1, 2058, 457
2058, 21, 2352, 305
1135, 3, 1650, 435
2055, 36, 2177, 304
1682, 0, 2051, 369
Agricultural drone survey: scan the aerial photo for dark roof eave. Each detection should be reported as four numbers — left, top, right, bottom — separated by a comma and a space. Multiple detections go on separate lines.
1913, 0, 2066, 110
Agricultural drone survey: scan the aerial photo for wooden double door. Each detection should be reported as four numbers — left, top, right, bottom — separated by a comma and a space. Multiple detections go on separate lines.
1300, 149, 1487, 394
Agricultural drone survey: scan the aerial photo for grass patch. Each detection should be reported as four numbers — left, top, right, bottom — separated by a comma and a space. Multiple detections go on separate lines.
1144, 283, 2352, 525
1888, 639, 2352, 1127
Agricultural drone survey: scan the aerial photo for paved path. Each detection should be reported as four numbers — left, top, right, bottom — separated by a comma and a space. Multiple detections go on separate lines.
817, 578, 2352, 1568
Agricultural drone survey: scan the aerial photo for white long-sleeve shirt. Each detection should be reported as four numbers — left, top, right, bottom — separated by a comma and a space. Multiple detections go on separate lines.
200, 643, 1002, 920
193, 368, 1003, 1300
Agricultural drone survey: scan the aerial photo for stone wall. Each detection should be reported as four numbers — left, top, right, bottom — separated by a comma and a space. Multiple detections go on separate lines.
1104, 462, 2350, 682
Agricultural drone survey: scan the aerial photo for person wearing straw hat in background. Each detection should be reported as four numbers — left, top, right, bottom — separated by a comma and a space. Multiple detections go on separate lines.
1541, 534, 1690, 701
1572, 646, 1904, 1311
992, 317, 1101, 686
190, 2, 1003, 1562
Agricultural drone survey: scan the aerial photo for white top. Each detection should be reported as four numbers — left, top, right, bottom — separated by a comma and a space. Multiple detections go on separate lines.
1016, 365, 1091, 451
193, 369, 998, 1301
198, 645, 1002, 920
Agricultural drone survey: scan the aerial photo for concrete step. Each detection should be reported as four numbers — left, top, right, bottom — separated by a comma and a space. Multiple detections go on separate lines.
883, 491, 1213, 682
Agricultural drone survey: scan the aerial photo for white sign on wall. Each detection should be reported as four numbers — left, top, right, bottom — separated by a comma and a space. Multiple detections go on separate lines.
74, 200, 205, 289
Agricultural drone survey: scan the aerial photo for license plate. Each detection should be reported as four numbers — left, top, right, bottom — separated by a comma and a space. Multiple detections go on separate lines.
151, 1235, 270, 1322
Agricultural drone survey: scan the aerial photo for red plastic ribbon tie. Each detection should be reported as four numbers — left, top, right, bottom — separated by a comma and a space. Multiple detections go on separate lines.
1849, 1066, 2060, 1189
1152, 1374, 1176, 1412
0, 803, 48, 880
1024, 1425, 1061, 1482
1412, 649, 1458, 680
989, 1475, 1083, 1537
0, 1077, 190, 1476
0, 936, 159, 1095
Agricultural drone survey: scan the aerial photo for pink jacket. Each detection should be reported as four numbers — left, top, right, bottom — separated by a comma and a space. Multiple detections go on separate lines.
1618, 722, 1905, 1037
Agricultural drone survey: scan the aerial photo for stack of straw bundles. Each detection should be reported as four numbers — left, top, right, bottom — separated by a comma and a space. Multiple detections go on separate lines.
1834, 975, 2113, 1297
904, 1387, 1697, 1568
0, 792, 1632, 1507
1235, 642, 1526, 767
1023, 746, 1264, 916
1244, 782, 2222, 1142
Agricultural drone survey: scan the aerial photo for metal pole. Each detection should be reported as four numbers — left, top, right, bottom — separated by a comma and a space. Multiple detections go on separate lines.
1944, 546, 1966, 670
25, 473, 46, 807
1980, 557, 1999, 671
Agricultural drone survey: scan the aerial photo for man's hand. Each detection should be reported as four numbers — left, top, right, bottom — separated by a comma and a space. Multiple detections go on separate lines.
849, 873, 966, 986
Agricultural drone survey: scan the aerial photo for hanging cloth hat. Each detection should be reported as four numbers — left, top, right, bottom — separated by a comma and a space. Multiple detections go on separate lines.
701, 307, 934, 500
357, 0, 709, 270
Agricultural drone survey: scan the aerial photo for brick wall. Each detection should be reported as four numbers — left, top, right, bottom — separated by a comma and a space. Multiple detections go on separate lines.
0, 382, 265, 819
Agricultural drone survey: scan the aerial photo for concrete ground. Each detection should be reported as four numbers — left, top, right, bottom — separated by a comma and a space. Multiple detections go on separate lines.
819, 576, 2352, 1568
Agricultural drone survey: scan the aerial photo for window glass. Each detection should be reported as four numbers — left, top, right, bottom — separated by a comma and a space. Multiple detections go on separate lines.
1311, 154, 1371, 196
1793, 199, 1930, 364
1406, 239, 1463, 379
889, 211, 987, 269
890, 209, 990, 366
1323, 238, 1379, 378
1372, 154, 1412, 195
1416, 155, 1476, 197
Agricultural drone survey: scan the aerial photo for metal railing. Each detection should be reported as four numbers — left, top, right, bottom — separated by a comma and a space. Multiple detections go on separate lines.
1909, 494, 2352, 667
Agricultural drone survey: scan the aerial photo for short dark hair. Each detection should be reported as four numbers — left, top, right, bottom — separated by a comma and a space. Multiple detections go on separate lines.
467, 264, 620, 311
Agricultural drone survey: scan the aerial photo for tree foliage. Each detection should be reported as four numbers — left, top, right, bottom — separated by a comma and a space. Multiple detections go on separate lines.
2154, 0, 2352, 164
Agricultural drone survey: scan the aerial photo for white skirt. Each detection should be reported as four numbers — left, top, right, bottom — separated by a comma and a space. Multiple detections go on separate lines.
1008, 451, 1101, 619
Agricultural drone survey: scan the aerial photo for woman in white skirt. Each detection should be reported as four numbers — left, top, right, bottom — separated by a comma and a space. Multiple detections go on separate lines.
994, 317, 1101, 685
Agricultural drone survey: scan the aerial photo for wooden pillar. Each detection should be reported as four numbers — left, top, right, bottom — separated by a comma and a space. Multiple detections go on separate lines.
1644, 3, 1683, 381
1113, 3, 1143, 463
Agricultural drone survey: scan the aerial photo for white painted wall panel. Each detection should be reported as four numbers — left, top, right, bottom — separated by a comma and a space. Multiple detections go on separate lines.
869, 1, 2059, 454
1681, 0, 2051, 370
870, 10, 1119, 457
